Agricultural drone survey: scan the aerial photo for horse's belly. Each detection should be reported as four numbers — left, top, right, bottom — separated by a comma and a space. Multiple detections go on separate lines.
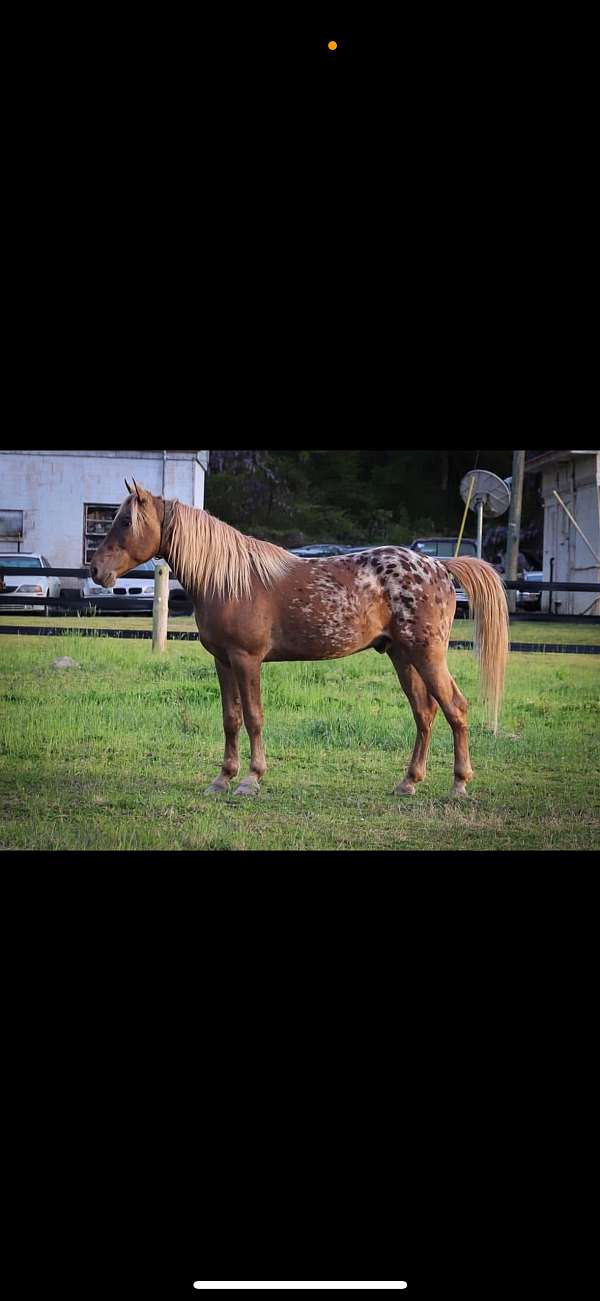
265, 636, 366, 662
267, 608, 387, 661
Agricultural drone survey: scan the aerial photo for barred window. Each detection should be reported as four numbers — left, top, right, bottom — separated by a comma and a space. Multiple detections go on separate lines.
83, 503, 119, 565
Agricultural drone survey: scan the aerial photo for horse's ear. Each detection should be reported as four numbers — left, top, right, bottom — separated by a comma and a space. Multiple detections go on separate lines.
124, 478, 133, 495
131, 478, 146, 502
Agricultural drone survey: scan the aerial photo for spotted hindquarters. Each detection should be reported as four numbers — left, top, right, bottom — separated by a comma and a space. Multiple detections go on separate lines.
356, 546, 456, 649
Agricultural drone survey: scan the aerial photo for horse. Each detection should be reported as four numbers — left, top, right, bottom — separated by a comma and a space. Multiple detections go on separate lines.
90, 479, 509, 799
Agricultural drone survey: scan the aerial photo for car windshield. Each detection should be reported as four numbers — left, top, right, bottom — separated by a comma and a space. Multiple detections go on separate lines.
0, 555, 42, 570
439, 540, 476, 557
124, 559, 156, 577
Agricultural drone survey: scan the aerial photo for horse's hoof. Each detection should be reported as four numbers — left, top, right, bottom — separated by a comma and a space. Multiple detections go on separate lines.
232, 779, 260, 798
204, 780, 230, 795
451, 782, 470, 798
395, 781, 416, 797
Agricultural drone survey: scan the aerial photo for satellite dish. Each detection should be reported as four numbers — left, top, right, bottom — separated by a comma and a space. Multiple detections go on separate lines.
459, 470, 511, 557
460, 470, 511, 517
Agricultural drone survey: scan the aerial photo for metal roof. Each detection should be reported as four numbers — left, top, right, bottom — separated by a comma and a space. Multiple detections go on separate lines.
524, 450, 599, 471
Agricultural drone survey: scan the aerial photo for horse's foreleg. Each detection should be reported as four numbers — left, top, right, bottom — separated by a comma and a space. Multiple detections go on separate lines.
228, 652, 266, 797
388, 648, 439, 795
205, 657, 243, 794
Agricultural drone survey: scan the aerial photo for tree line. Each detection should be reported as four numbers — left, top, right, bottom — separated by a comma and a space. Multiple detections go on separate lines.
205, 449, 542, 561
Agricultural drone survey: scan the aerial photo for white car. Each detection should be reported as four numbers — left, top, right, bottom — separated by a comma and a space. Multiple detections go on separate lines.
82, 557, 189, 612
0, 552, 61, 614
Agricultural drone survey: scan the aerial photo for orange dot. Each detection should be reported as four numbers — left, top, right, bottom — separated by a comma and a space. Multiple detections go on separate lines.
328, 40, 338, 51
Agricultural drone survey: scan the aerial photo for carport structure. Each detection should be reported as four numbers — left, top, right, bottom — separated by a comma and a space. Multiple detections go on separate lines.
525, 450, 600, 615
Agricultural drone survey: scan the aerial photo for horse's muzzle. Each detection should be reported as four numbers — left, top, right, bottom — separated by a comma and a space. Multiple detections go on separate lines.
90, 562, 116, 588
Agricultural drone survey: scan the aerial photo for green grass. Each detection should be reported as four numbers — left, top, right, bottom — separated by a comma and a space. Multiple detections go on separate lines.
1, 632, 599, 851
457, 618, 600, 645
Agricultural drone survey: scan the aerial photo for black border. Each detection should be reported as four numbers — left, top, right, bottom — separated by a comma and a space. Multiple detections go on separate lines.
3, 444, 588, 1301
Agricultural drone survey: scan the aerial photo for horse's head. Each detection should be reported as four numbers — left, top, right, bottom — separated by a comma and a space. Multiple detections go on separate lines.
90, 479, 165, 587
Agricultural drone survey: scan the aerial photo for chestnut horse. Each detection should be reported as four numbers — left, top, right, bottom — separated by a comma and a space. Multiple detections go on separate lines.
90, 480, 509, 799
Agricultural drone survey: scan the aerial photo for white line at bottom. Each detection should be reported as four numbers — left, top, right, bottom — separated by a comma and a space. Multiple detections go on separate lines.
192, 1286, 408, 1291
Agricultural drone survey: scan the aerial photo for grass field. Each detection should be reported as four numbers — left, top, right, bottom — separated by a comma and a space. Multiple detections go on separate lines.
1, 630, 598, 852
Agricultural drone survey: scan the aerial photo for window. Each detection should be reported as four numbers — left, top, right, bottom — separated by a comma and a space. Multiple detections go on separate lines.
414, 539, 477, 558
0, 554, 42, 570
83, 503, 119, 565
437, 540, 477, 557
0, 509, 24, 540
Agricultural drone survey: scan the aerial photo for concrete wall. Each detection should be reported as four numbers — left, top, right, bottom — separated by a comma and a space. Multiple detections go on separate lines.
541, 453, 600, 614
0, 450, 207, 573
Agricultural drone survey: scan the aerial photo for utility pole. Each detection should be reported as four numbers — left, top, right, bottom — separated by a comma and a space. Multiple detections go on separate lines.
505, 450, 526, 614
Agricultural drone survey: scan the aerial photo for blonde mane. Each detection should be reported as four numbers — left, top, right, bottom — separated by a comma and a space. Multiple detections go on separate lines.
164, 500, 301, 601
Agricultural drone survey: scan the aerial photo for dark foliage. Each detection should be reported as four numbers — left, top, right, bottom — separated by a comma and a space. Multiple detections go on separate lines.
205, 450, 542, 557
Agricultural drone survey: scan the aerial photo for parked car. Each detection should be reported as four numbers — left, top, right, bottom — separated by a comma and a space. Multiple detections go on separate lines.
517, 568, 543, 611
82, 557, 189, 612
489, 553, 543, 612
410, 537, 478, 559
289, 544, 351, 557
0, 552, 61, 615
409, 537, 478, 616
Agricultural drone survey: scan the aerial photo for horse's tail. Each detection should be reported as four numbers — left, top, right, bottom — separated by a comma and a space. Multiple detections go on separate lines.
440, 556, 509, 734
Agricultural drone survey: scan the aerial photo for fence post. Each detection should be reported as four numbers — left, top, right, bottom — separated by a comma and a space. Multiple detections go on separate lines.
152, 561, 169, 652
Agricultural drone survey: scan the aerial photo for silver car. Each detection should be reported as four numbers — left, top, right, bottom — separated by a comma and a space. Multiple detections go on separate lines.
81, 557, 188, 612
517, 569, 543, 611
289, 544, 350, 557
0, 552, 61, 615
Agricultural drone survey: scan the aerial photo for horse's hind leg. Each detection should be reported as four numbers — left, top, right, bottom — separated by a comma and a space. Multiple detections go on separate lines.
205, 657, 243, 794
411, 646, 474, 797
388, 647, 439, 795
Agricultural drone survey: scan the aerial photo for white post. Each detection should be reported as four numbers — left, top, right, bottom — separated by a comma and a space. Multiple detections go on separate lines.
152, 561, 169, 653
476, 499, 484, 559
505, 450, 526, 614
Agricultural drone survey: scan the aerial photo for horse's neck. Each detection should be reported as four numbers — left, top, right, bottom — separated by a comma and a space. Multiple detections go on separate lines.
160, 500, 185, 585
159, 501, 212, 604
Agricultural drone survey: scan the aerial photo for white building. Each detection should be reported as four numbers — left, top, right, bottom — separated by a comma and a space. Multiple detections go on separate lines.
525, 450, 600, 615
0, 449, 209, 586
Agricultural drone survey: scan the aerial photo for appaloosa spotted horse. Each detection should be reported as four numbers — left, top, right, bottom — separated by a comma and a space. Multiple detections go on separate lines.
90, 480, 509, 799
